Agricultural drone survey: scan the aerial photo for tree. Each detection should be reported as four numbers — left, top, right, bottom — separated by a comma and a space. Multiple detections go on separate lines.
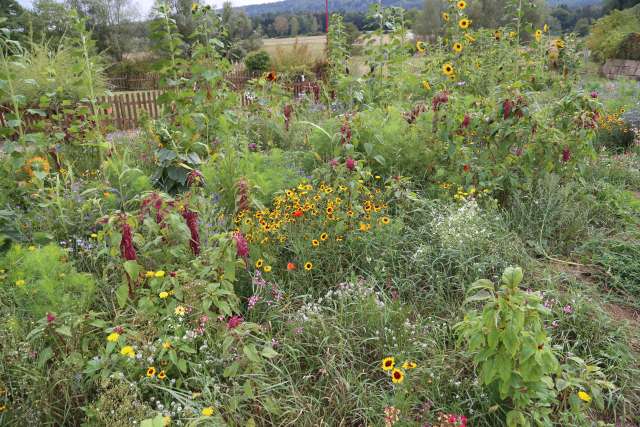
0, 0, 28, 39
30, 0, 73, 42
574, 17, 590, 35
273, 15, 289, 36
604, 0, 640, 14
290, 16, 300, 36
414, 0, 444, 37
66, 0, 140, 60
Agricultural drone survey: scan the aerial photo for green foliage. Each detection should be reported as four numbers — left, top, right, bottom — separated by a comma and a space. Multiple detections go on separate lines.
0, 40, 107, 105
586, 5, 640, 63
244, 50, 271, 73
506, 175, 596, 256
327, 14, 350, 88
456, 267, 561, 426
591, 236, 640, 300
2, 2, 640, 426
1, 244, 96, 320
616, 32, 640, 60
203, 147, 303, 213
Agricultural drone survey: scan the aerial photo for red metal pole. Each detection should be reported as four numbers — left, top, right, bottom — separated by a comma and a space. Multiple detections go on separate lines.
325, 0, 329, 32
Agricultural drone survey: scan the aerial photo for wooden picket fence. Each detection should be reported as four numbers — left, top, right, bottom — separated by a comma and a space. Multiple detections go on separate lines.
0, 91, 164, 132
108, 70, 263, 92
103, 90, 163, 129
1, 81, 322, 132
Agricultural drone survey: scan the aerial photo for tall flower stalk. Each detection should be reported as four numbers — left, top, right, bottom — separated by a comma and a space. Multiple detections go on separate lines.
0, 27, 25, 140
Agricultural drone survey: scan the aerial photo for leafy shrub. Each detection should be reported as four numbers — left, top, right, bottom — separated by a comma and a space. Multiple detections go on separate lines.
244, 50, 271, 73
1, 244, 96, 319
0, 40, 107, 104
456, 267, 599, 426
586, 5, 640, 63
615, 32, 640, 60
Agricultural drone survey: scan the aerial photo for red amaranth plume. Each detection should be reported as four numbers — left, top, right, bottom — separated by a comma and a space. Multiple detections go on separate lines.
345, 157, 355, 171
233, 231, 249, 259
562, 147, 571, 163
140, 193, 167, 225
283, 105, 294, 131
120, 221, 137, 261
182, 208, 201, 256
187, 169, 205, 187
503, 99, 513, 119
431, 92, 449, 111
340, 117, 352, 144
461, 114, 471, 128
236, 178, 250, 212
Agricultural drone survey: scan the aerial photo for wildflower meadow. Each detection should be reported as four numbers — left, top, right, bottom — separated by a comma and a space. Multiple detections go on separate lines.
1, 1, 639, 426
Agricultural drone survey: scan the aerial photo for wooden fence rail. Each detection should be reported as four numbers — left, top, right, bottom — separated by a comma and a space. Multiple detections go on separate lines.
1, 82, 322, 132
108, 71, 265, 92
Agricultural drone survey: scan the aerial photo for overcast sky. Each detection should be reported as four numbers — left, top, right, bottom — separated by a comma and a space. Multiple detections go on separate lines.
17, 0, 284, 15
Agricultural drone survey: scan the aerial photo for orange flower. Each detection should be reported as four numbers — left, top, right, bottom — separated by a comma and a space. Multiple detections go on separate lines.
266, 71, 277, 81
23, 156, 51, 177
287, 262, 296, 271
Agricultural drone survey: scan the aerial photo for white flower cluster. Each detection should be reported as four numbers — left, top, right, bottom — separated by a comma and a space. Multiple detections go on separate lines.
429, 199, 495, 251
295, 280, 385, 322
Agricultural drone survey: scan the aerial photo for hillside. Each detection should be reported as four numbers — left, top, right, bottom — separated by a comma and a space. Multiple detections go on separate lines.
239, 0, 424, 16
547, 0, 602, 7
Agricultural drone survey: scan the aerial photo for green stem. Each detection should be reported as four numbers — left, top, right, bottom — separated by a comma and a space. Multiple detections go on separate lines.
1, 42, 25, 140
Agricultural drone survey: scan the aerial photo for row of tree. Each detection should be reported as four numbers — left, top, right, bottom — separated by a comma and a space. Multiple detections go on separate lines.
3, 0, 639, 67
1, 0, 261, 62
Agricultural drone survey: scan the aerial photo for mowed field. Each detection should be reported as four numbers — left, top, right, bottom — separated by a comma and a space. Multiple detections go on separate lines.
259, 34, 407, 75
261, 35, 328, 60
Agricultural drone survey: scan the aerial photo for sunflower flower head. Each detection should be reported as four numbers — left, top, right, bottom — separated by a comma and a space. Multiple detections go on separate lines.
381, 356, 395, 371
578, 391, 592, 402
391, 368, 405, 384
442, 63, 455, 76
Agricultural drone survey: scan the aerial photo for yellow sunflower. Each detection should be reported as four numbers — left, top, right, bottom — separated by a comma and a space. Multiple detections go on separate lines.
402, 361, 417, 370
422, 80, 431, 91
457, 0, 466, 9
442, 63, 455, 76
311, 239, 320, 247
263, 265, 272, 273
416, 40, 426, 53
381, 356, 395, 371
458, 18, 470, 29
320, 232, 328, 241
535, 29, 542, 42
146, 367, 156, 377
391, 368, 405, 384
255, 258, 264, 268
381, 217, 391, 225
453, 42, 463, 53
304, 261, 313, 271
554, 39, 565, 49
543, 23, 549, 33
442, 12, 450, 22
494, 30, 502, 40
158, 370, 167, 380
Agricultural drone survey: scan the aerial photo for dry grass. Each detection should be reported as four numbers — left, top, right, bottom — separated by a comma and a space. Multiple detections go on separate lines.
261, 35, 327, 60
